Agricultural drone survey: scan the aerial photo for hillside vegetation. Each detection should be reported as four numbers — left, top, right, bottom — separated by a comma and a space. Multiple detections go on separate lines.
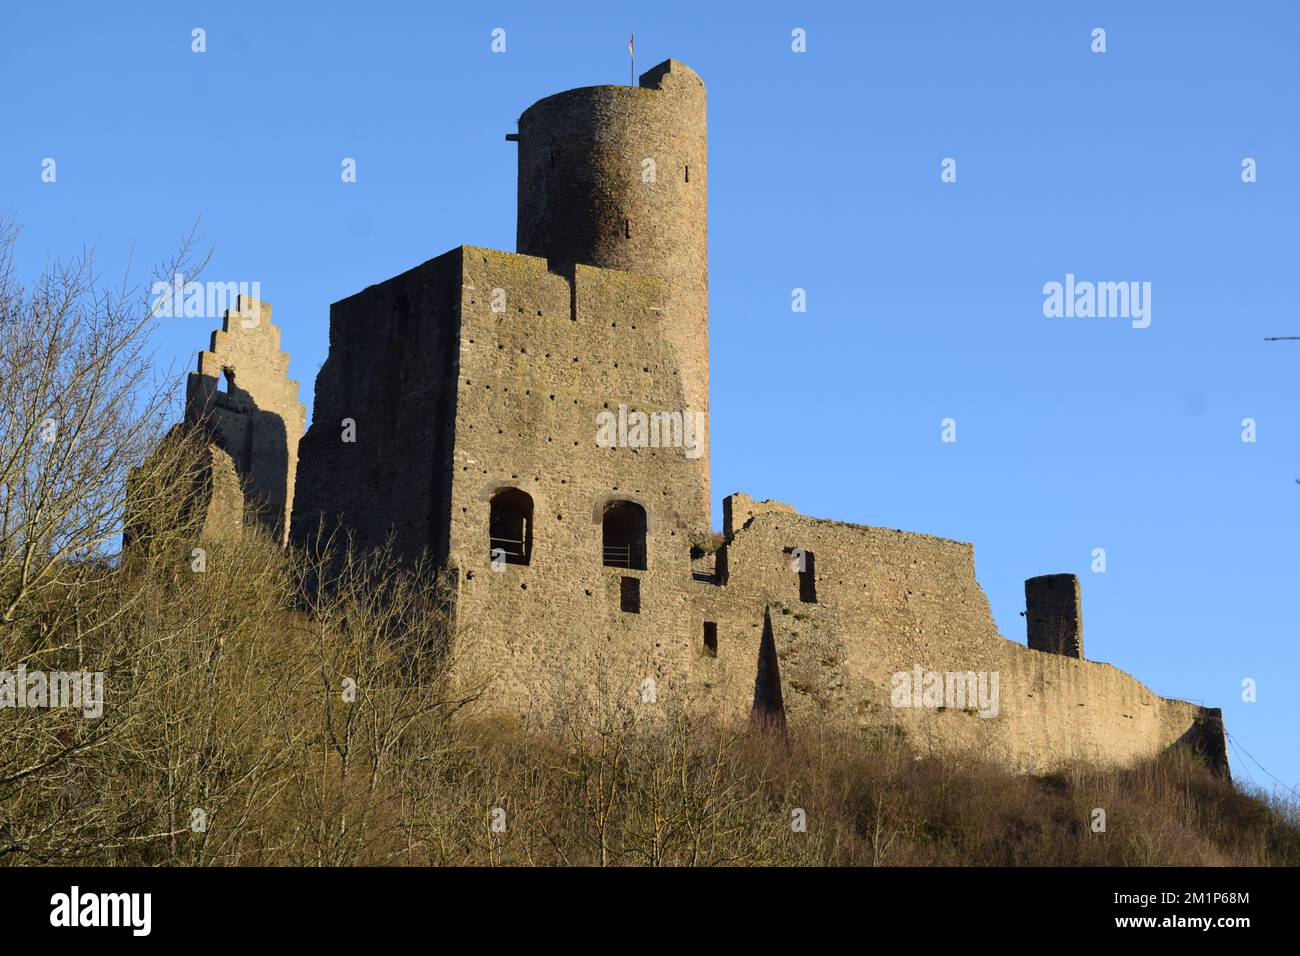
1, 530, 1296, 866
2, 221, 1296, 868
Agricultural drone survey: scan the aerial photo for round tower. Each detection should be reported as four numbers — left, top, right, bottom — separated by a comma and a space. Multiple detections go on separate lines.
515, 59, 710, 527
516, 59, 706, 287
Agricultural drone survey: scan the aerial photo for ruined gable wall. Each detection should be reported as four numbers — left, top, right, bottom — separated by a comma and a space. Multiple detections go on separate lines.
184, 297, 305, 543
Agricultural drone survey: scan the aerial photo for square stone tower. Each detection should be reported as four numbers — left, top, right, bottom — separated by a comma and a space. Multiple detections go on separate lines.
292, 61, 712, 568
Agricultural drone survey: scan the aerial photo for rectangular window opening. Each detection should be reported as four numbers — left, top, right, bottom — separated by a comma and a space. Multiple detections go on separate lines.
703, 621, 717, 657
620, 576, 641, 613
787, 547, 818, 604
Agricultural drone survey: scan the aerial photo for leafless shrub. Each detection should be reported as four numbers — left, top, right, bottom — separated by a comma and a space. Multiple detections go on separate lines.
1, 220, 1295, 868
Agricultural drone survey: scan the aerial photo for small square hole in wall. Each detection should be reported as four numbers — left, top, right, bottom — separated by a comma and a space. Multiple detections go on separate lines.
703, 621, 717, 657
620, 576, 640, 613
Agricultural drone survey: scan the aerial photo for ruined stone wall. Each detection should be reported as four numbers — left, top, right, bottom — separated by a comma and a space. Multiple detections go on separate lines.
186, 297, 305, 543
448, 484, 1224, 774
124, 435, 244, 551
192, 443, 245, 543
681, 493, 1225, 773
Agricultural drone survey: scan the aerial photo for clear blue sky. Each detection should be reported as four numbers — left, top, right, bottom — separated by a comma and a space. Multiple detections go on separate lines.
3, 1, 1296, 794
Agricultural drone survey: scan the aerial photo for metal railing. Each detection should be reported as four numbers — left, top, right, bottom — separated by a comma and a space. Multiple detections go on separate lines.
602, 543, 644, 569
489, 536, 527, 560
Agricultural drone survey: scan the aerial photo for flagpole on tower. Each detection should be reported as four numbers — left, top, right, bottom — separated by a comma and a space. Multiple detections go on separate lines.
629, 33, 634, 85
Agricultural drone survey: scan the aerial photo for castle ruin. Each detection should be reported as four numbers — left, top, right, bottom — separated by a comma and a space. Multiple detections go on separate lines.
137, 297, 305, 547
166, 60, 1228, 775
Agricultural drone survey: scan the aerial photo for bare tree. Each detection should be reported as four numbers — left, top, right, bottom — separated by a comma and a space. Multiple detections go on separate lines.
0, 217, 209, 626
0, 218, 211, 861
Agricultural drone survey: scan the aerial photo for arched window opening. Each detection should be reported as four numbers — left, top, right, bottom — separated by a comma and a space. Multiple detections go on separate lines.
602, 499, 647, 569
489, 488, 533, 566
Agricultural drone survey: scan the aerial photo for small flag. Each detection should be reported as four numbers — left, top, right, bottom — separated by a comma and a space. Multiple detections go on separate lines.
629, 34, 634, 57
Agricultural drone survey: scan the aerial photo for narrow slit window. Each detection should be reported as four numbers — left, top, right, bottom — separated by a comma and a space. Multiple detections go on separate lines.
799, 550, 817, 604
703, 621, 717, 657
786, 547, 817, 604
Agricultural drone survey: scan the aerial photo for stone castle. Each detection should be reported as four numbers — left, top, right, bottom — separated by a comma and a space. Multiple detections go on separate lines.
161, 60, 1227, 775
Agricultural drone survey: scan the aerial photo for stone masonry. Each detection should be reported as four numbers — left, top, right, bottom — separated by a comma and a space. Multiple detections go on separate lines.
141, 296, 306, 545
191, 60, 1222, 775
1026, 573, 1084, 659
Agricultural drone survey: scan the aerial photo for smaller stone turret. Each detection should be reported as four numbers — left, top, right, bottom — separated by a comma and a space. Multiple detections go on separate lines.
1025, 573, 1083, 658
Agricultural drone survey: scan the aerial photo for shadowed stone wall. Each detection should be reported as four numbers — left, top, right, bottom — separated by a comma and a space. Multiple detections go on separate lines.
290, 253, 461, 563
